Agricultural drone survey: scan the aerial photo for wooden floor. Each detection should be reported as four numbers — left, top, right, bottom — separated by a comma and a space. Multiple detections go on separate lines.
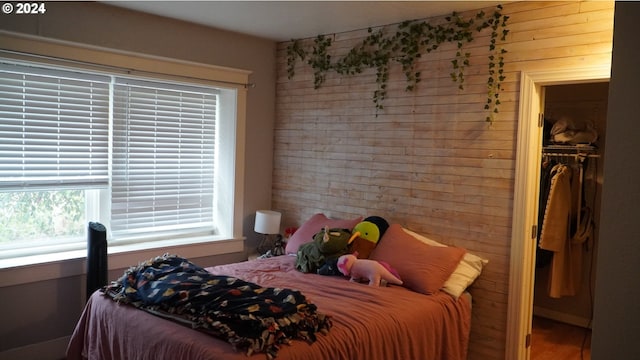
530, 316, 591, 360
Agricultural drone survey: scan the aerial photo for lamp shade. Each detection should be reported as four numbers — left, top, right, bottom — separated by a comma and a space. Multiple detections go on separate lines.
254, 210, 281, 235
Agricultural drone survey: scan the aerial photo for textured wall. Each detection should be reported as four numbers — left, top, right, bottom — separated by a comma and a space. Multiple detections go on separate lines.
273, 2, 614, 359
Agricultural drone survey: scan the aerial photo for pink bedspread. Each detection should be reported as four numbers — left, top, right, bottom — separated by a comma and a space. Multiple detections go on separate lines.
67, 255, 471, 360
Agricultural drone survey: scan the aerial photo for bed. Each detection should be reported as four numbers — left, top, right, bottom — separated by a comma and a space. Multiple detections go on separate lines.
66, 219, 486, 360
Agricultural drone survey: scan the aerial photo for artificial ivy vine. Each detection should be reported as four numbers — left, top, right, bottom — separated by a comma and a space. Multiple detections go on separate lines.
486, 7, 510, 123
286, 5, 509, 122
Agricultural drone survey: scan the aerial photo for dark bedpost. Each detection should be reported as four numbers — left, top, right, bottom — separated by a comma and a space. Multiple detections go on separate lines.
86, 221, 107, 301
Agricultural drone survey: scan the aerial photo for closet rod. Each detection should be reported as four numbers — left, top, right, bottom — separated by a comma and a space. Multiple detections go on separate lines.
542, 152, 600, 158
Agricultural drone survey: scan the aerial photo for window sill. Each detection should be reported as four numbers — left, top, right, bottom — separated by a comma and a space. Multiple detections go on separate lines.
0, 235, 245, 288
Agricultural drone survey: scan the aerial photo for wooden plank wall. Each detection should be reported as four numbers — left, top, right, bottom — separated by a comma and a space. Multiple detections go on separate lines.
273, 1, 613, 359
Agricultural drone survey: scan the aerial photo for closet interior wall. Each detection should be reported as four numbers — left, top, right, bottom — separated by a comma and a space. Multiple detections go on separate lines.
533, 82, 609, 328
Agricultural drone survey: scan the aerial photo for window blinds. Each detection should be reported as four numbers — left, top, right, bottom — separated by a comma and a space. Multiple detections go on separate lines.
0, 59, 221, 240
0, 63, 110, 190
111, 78, 218, 237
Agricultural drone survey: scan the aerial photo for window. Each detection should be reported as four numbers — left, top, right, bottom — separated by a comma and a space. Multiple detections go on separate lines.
0, 59, 238, 259
111, 78, 218, 240
0, 189, 85, 245
0, 63, 110, 190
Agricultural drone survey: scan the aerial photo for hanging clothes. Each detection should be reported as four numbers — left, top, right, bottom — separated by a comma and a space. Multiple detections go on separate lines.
571, 157, 595, 252
536, 158, 556, 268
539, 163, 584, 298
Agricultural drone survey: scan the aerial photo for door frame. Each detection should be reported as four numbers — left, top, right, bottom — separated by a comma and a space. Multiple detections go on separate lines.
505, 65, 610, 360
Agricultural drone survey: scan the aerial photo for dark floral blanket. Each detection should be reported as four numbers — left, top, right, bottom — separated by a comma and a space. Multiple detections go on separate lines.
103, 254, 332, 358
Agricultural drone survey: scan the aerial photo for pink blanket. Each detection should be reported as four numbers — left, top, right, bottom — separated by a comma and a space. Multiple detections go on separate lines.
67, 255, 471, 360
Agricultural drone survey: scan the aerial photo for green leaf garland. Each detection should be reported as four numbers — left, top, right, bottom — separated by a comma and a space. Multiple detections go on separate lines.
286, 5, 509, 122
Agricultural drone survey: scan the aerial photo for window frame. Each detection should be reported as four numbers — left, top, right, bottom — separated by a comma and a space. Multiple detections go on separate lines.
0, 32, 249, 274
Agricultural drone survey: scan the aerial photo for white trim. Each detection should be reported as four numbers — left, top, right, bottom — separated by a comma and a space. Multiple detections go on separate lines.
0, 236, 244, 287
506, 65, 610, 360
0, 335, 69, 360
233, 89, 248, 239
0, 30, 251, 88
506, 70, 543, 360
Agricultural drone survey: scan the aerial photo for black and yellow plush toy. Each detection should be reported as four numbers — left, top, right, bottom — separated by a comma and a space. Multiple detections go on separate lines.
317, 216, 390, 276
348, 216, 389, 259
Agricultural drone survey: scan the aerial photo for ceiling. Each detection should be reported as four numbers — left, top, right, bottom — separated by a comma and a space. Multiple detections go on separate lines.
106, 1, 505, 42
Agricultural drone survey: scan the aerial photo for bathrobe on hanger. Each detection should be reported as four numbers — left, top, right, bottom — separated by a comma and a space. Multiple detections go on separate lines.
539, 164, 583, 298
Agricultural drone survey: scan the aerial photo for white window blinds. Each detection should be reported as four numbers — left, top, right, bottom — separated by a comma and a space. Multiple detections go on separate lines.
0, 63, 110, 190
111, 78, 218, 238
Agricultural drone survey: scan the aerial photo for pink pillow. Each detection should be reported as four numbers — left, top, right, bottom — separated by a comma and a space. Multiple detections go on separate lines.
285, 213, 363, 254
369, 223, 466, 295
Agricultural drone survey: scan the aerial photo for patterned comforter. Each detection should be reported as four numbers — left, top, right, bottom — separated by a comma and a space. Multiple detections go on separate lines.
103, 254, 331, 358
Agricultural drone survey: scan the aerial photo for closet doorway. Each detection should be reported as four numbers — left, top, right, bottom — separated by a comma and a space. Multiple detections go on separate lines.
505, 65, 611, 360
530, 81, 608, 360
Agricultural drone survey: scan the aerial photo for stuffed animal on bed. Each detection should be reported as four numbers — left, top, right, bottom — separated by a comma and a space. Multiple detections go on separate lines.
296, 226, 351, 273
317, 216, 391, 275
336, 254, 403, 287
317, 257, 342, 276
348, 216, 390, 259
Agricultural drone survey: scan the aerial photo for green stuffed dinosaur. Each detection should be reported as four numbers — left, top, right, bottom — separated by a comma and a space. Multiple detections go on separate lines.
296, 226, 352, 273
